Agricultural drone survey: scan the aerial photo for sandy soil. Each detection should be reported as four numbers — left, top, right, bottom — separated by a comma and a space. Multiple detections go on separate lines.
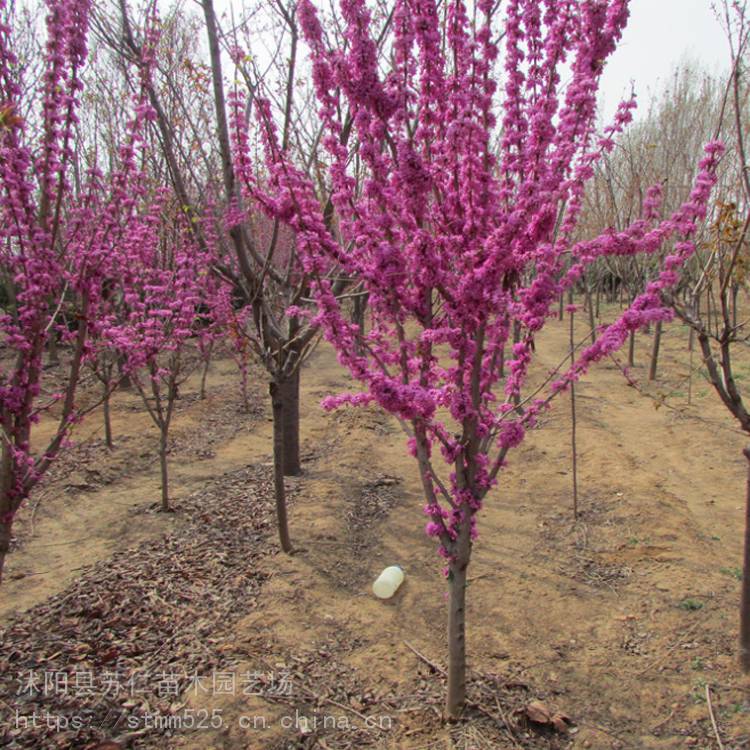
1, 313, 749, 750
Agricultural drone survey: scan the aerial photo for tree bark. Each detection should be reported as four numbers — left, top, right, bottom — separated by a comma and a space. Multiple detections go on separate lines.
0, 514, 11, 586
117, 354, 132, 390
584, 278, 597, 343
741, 447, 750, 673
352, 292, 367, 345
0, 443, 16, 584
446, 510, 472, 719
569, 301, 579, 519
199, 340, 213, 400
159, 430, 170, 512
279, 371, 301, 476
270, 381, 292, 552
628, 330, 635, 368
103, 384, 113, 450
648, 320, 662, 381
46, 331, 60, 367
687, 326, 695, 406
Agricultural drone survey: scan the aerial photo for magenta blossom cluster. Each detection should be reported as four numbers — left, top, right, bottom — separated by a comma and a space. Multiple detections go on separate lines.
0, 0, 169, 558
0, 0, 94, 515
102, 193, 224, 390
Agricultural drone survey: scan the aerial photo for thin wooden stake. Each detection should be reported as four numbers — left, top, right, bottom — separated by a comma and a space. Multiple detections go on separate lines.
705, 684, 725, 750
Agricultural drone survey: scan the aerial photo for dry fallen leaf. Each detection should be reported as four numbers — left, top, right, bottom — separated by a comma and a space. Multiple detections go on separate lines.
551, 711, 572, 732
518, 700, 572, 733
525, 699, 553, 724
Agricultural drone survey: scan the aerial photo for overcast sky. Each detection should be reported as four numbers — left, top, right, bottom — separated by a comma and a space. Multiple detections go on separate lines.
209, 0, 730, 123
599, 0, 729, 120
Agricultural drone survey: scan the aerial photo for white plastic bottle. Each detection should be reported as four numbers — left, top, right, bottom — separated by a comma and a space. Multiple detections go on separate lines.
372, 565, 405, 599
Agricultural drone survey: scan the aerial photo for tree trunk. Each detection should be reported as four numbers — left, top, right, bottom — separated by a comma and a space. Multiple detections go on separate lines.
240, 366, 249, 411
353, 292, 367, 339
270, 381, 293, 553
279, 371, 301, 476
687, 326, 695, 406
569, 301, 579, 519
0, 514, 12, 586
741, 447, 750, 673
0, 444, 16, 584
117, 354, 132, 390
512, 322, 522, 410
585, 279, 596, 343
46, 331, 60, 367
446, 510, 472, 719
649, 320, 662, 381
159, 430, 170, 512
628, 330, 635, 368
103, 385, 113, 450
199, 341, 213, 400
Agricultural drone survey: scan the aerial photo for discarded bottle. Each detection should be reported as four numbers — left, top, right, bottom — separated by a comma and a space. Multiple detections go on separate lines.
372, 565, 404, 599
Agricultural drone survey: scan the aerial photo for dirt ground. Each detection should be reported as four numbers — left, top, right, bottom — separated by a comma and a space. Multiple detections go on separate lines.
1, 312, 749, 750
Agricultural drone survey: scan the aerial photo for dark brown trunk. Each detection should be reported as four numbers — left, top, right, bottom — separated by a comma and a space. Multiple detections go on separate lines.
649, 320, 662, 381
270, 381, 292, 553
585, 279, 596, 343
199, 342, 213, 400
117, 355, 132, 390
46, 331, 60, 367
279, 371, 301, 476
741, 448, 750, 673
628, 330, 636, 368
103, 385, 113, 450
0, 515, 11, 586
0, 444, 16, 584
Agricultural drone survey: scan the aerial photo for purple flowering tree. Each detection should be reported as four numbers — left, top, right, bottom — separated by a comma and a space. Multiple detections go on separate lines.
0, 0, 155, 582
254, 0, 724, 716
106, 197, 226, 512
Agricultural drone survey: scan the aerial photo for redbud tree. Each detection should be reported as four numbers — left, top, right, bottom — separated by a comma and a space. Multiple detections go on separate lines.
254, 0, 724, 717
106, 197, 226, 512
0, 0, 149, 582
